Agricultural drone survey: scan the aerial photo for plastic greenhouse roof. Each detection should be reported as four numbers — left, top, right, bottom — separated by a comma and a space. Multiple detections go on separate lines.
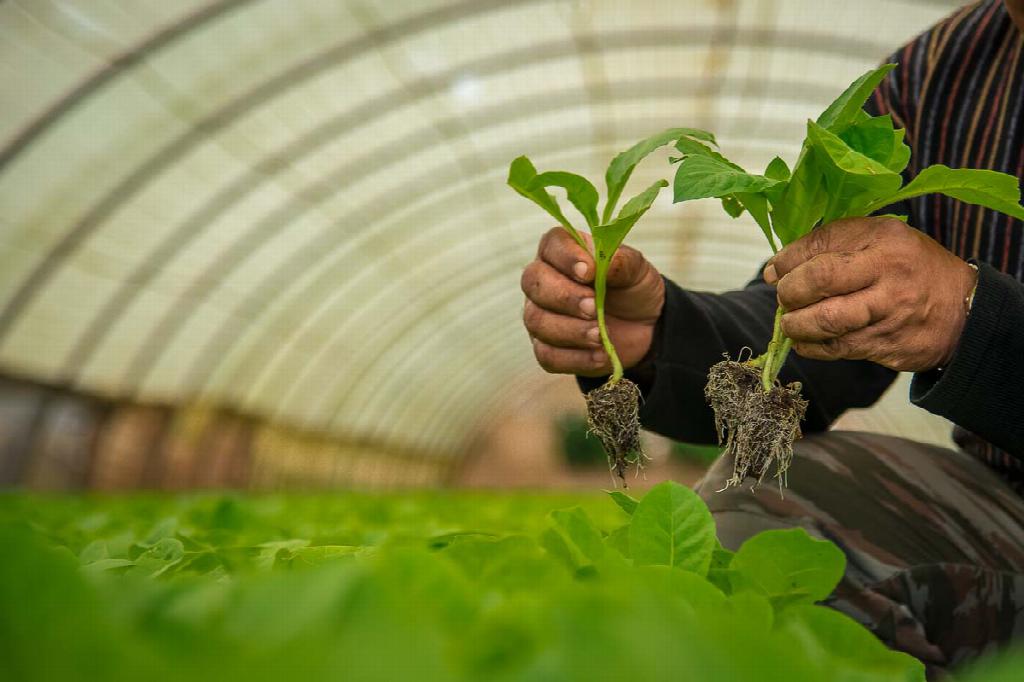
0, 0, 962, 459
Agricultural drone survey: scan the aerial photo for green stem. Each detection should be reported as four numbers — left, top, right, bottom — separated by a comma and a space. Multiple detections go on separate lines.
760, 305, 792, 391
594, 259, 624, 384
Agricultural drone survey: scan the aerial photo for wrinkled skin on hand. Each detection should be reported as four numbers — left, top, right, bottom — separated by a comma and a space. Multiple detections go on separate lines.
764, 217, 979, 372
1007, 0, 1024, 33
520, 227, 665, 378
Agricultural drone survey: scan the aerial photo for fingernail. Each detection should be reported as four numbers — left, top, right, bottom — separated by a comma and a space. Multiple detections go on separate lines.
586, 327, 600, 344
579, 297, 596, 317
573, 261, 588, 280
764, 263, 778, 284
592, 350, 607, 364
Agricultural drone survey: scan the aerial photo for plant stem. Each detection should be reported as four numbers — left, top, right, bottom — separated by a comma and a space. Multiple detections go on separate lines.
594, 259, 624, 384
760, 305, 792, 391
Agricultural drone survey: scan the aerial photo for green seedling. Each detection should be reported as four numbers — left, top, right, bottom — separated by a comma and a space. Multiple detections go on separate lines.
508, 129, 716, 483
671, 63, 1024, 488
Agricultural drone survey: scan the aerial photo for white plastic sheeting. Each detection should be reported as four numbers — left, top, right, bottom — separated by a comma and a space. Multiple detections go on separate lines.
0, 0, 961, 460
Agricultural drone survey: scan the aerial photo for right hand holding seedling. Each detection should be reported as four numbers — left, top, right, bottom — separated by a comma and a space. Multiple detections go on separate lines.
521, 227, 665, 378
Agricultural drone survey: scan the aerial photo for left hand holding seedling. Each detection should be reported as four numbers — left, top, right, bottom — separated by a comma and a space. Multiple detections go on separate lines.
765, 216, 978, 372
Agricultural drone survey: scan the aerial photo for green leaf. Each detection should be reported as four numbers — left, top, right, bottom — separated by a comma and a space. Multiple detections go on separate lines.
839, 114, 911, 173
726, 591, 774, 633
865, 164, 1024, 220
806, 120, 903, 223
635, 564, 728, 612
81, 558, 136, 574
816, 63, 896, 132
734, 192, 777, 251
618, 179, 668, 220
770, 150, 827, 245
529, 171, 601, 228
764, 156, 791, 181
605, 127, 716, 222
508, 156, 587, 248
129, 537, 186, 578
779, 604, 926, 680
707, 540, 737, 594
721, 195, 745, 218
606, 491, 639, 516
592, 180, 667, 265
673, 136, 743, 170
628, 481, 716, 575
730, 528, 845, 605
548, 507, 606, 566
605, 524, 631, 558
673, 155, 781, 204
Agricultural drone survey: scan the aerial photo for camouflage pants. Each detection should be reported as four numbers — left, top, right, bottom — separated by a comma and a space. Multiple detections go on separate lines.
696, 431, 1024, 678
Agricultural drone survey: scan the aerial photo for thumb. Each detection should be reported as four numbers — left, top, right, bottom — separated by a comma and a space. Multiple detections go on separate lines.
765, 217, 874, 284
605, 244, 650, 289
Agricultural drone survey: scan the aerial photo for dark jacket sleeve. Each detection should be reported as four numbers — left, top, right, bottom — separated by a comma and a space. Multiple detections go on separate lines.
580, 274, 899, 445
910, 262, 1024, 458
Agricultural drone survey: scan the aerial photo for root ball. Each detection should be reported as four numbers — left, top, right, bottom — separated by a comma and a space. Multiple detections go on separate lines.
585, 378, 647, 484
704, 360, 808, 490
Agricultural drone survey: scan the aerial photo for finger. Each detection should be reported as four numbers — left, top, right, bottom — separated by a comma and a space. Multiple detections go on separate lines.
605, 244, 651, 289
532, 338, 609, 376
765, 217, 884, 283
520, 260, 596, 319
776, 250, 879, 310
538, 227, 595, 284
523, 300, 601, 349
791, 328, 874, 362
781, 288, 881, 342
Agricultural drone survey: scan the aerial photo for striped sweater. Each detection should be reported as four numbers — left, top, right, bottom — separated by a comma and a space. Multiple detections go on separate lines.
589, 0, 1024, 485
871, 0, 1024, 483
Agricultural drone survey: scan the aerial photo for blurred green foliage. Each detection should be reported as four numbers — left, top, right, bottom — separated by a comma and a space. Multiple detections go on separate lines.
556, 413, 606, 467
671, 441, 723, 466
0, 487, 1013, 681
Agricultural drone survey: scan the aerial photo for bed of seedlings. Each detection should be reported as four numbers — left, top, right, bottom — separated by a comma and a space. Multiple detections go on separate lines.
1, 487, 1018, 681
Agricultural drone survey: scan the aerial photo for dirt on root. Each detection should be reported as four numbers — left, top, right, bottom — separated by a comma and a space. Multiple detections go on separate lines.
585, 378, 647, 486
704, 359, 808, 490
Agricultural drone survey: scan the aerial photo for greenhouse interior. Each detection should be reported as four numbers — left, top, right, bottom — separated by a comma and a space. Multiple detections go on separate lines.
1, 0, 1023, 680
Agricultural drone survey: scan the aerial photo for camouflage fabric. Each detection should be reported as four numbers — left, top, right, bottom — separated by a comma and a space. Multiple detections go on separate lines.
696, 431, 1024, 678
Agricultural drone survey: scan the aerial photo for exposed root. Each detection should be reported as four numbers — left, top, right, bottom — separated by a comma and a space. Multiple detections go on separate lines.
704, 359, 808, 491
585, 378, 647, 486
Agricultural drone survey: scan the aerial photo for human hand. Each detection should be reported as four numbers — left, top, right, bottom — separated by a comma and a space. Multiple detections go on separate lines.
520, 227, 665, 377
764, 217, 978, 372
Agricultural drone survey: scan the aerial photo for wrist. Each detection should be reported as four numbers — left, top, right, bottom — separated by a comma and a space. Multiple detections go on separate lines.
937, 260, 979, 369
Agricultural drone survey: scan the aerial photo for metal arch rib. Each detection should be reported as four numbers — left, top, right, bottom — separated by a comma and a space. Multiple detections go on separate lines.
0, 0, 258, 172
0, 0, 545, 346
53, 27, 874, 386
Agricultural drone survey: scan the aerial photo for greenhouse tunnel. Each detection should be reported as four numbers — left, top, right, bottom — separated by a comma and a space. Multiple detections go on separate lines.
0, 0, 964, 490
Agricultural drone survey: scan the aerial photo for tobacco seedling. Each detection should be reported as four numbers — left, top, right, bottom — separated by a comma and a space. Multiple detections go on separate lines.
508, 129, 716, 482
670, 63, 1024, 488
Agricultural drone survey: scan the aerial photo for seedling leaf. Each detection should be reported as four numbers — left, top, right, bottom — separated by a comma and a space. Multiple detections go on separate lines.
605, 127, 716, 222
607, 490, 639, 516
865, 164, 1024, 220
592, 180, 667, 264
770, 150, 827, 245
816, 63, 896, 132
779, 605, 927, 679
548, 507, 606, 566
530, 171, 601, 228
729, 528, 845, 605
508, 156, 587, 249
628, 481, 716, 575
673, 155, 781, 204
806, 120, 903, 223
674, 136, 742, 170
764, 156, 791, 181
838, 113, 911, 173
